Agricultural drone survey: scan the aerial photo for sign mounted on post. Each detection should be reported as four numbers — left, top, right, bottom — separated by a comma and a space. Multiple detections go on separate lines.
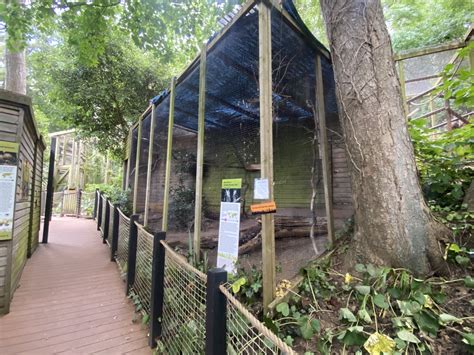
217, 179, 242, 273
0, 141, 19, 241
253, 178, 269, 200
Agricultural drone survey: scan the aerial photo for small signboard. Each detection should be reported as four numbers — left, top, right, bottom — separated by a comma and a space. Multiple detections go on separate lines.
253, 178, 269, 200
0, 141, 19, 241
217, 179, 242, 273
250, 201, 277, 215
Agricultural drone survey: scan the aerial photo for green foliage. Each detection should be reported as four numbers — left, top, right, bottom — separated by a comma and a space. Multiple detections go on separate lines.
29, 33, 164, 158
383, 0, 473, 51
270, 260, 474, 353
228, 266, 263, 305
87, 183, 132, 216
437, 42, 474, 109
409, 118, 473, 207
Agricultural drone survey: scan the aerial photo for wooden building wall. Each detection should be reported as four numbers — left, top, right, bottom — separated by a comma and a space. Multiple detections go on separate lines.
0, 91, 45, 314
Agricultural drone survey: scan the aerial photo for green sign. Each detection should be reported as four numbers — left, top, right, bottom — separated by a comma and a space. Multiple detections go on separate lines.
221, 179, 242, 189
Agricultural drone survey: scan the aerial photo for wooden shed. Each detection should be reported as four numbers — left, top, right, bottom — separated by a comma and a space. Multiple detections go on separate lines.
0, 90, 45, 314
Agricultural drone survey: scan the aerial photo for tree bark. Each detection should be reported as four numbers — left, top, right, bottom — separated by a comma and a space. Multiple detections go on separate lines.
5, 49, 26, 94
320, 0, 448, 275
5, 0, 27, 95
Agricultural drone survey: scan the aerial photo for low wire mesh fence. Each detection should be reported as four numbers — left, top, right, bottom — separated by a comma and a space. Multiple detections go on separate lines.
131, 222, 154, 315
80, 191, 96, 217
116, 208, 130, 274
220, 284, 295, 355
94, 191, 296, 353
160, 241, 207, 354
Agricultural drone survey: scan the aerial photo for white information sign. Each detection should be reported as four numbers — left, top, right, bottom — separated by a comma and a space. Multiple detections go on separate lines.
254, 178, 270, 200
216, 202, 241, 273
0, 165, 17, 240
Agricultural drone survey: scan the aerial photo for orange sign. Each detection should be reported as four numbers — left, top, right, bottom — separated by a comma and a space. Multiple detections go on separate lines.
250, 201, 276, 215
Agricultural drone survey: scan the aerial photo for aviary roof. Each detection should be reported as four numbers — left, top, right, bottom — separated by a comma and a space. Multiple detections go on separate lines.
139, 0, 337, 133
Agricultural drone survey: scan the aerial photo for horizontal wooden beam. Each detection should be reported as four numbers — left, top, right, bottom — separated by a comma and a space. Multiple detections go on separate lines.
394, 40, 466, 61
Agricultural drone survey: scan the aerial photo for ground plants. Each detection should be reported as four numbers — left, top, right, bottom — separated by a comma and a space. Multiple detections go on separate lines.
269, 253, 473, 354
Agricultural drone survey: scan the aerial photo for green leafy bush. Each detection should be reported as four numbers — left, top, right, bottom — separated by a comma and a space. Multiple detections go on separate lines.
409, 119, 473, 207
85, 183, 132, 216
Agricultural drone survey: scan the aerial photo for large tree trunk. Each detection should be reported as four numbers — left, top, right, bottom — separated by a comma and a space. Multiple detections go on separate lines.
4, 0, 27, 95
5, 48, 26, 94
320, 0, 448, 275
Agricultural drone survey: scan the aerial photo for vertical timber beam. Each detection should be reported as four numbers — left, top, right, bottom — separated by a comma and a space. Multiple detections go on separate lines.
132, 119, 143, 215
144, 105, 156, 227
397, 61, 409, 117
316, 55, 335, 247
162, 77, 177, 232
193, 44, 207, 263
68, 138, 76, 189
259, 1, 275, 310
125, 131, 132, 189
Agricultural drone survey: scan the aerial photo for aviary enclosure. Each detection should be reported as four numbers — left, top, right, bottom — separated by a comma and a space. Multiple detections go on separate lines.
123, 0, 353, 306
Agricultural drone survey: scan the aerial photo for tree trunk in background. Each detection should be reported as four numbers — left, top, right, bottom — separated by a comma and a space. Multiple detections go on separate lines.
320, 0, 448, 275
5, 0, 26, 94
5, 48, 26, 94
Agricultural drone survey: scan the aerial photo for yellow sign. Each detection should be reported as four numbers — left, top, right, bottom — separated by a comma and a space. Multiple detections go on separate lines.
0, 141, 19, 154
221, 179, 242, 189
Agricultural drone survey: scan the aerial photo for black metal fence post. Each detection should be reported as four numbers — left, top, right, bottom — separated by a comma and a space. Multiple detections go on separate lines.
93, 189, 98, 219
126, 214, 139, 295
42, 137, 57, 244
103, 199, 110, 244
97, 193, 103, 231
76, 189, 81, 218
149, 231, 166, 348
110, 204, 120, 262
205, 268, 227, 355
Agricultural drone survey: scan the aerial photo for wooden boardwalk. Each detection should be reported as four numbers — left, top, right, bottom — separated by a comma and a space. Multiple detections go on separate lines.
0, 217, 150, 355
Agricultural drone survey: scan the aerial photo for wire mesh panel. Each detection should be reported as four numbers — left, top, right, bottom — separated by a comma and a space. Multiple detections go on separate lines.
108, 201, 114, 243
160, 241, 207, 354
131, 222, 153, 315
52, 191, 64, 215
219, 284, 295, 355
80, 191, 96, 217
100, 195, 107, 233
135, 113, 152, 219
116, 208, 130, 274
146, 98, 169, 232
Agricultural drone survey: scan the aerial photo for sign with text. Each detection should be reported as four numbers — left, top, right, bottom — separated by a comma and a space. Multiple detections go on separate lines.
217, 179, 242, 273
0, 141, 19, 241
253, 178, 269, 200
250, 201, 277, 215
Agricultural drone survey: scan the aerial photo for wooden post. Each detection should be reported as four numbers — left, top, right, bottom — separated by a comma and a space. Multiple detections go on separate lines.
397, 61, 408, 117
144, 105, 156, 227
162, 77, 177, 232
259, 1, 275, 310
445, 100, 452, 130
133, 119, 143, 214
316, 55, 335, 247
68, 138, 76, 189
103, 199, 110, 244
193, 44, 207, 263
125, 131, 132, 189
